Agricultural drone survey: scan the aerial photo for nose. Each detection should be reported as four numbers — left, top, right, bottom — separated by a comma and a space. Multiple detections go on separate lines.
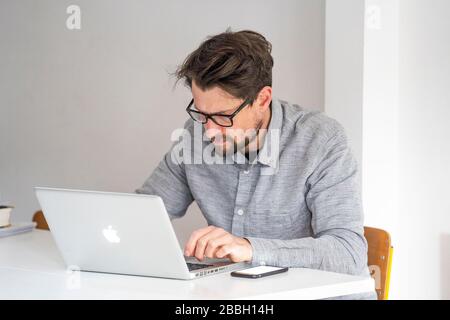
204, 119, 225, 139
204, 118, 218, 130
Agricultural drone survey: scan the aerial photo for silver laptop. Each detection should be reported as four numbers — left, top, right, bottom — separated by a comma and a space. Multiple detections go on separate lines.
34, 187, 247, 279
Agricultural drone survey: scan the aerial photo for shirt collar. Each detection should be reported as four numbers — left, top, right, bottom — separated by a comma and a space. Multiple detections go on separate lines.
232, 97, 282, 169
256, 97, 282, 168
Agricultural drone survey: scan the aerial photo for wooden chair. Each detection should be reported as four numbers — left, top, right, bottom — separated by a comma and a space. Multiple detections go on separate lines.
32, 210, 50, 230
364, 226, 393, 300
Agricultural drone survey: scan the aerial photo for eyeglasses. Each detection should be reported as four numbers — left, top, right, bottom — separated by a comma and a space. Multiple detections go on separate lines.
185, 98, 251, 128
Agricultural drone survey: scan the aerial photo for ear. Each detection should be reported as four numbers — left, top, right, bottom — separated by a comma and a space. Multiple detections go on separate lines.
253, 86, 272, 113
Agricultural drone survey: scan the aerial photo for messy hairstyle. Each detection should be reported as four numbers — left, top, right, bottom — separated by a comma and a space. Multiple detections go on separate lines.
175, 29, 274, 103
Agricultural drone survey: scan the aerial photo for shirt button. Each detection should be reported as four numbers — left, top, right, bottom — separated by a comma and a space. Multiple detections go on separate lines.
237, 209, 244, 216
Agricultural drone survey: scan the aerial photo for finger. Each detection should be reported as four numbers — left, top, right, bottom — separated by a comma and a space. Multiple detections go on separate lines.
204, 233, 234, 258
194, 228, 227, 261
184, 226, 215, 256
216, 244, 234, 260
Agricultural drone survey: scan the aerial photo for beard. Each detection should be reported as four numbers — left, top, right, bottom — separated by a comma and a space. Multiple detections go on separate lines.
210, 119, 264, 157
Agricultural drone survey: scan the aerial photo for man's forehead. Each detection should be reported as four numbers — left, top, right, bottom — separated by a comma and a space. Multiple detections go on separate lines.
191, 83, 242, 113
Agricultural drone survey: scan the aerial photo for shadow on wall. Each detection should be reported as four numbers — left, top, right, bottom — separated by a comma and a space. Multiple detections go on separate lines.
441, 233, 450, 299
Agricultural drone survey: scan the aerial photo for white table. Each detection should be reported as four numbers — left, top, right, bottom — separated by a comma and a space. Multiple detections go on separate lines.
0, 230, 374, 299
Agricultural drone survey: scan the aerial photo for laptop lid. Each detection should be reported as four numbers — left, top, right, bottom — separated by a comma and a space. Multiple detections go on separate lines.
34, 187, 192, 279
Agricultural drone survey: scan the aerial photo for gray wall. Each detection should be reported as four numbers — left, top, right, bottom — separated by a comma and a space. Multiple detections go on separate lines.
0, 0, 325, 245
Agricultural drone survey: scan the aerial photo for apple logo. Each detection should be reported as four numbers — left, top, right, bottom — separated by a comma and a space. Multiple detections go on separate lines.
102, 225, 120, 243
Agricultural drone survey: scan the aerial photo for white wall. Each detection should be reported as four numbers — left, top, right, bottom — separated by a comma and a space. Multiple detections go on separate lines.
361, 0, 401, 298
326, 0, 450, 299
362, 0, 399, 233
0, 0, 325, 246
395, 0, 450, 299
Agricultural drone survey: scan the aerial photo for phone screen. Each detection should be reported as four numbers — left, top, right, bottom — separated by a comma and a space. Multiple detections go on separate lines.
235, 266, 284, 275
231, 266, 288, 278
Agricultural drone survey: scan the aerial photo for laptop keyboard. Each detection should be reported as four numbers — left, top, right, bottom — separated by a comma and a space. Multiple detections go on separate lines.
186, 262, 214, 271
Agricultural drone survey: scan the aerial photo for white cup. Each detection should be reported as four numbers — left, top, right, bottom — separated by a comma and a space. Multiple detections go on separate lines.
0, 206, 13, 228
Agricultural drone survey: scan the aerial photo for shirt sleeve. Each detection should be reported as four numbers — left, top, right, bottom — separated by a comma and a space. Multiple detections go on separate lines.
245, 125, 368, 276
135, 140, 194, 220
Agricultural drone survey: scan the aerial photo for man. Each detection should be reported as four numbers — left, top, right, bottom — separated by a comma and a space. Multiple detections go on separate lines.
136, 30, 376, 299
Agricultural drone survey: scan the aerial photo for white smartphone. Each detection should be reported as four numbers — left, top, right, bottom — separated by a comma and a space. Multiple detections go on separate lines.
230, 266, 289, 279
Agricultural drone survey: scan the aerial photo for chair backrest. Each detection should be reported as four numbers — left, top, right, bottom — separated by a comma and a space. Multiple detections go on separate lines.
32, 210, 50, 230
364, 226, 393, 300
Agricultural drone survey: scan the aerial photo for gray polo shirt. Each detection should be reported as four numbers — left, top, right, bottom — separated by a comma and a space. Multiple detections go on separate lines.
136, 97, 375, 299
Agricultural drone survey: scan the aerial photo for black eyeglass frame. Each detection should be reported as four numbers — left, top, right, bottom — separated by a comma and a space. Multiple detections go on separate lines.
185, 98, 251, 128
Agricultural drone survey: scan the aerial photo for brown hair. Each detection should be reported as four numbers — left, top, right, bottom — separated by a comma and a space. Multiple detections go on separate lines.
175, 29, 274, 103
